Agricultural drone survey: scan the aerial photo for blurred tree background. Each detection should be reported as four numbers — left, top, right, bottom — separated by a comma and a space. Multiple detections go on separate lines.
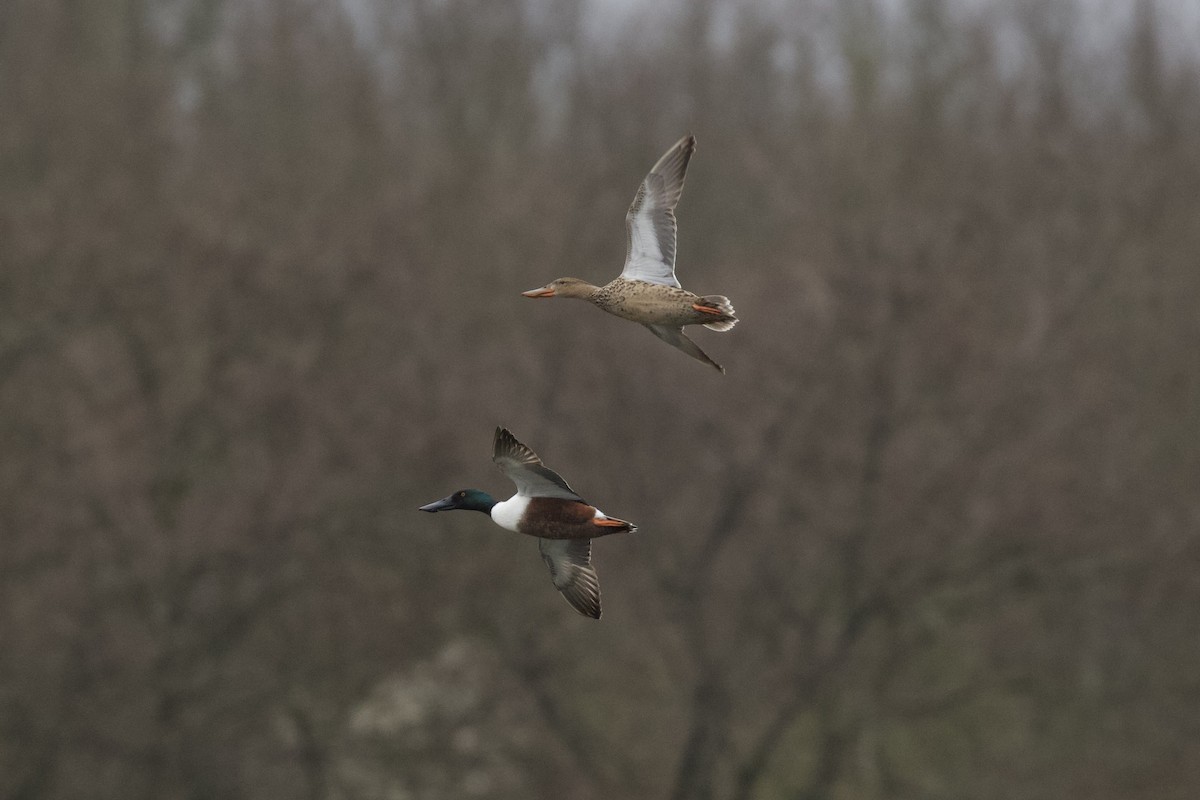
2, 0, 1199, 797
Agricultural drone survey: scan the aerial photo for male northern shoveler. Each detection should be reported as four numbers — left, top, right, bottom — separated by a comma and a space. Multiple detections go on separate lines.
418, 427, 637, 619
521, 134, 738, 373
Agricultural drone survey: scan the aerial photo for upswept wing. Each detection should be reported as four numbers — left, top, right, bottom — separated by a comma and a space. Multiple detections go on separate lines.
538, 538, 601, 619
492, 427, 585, 501
620, 135, 695, 288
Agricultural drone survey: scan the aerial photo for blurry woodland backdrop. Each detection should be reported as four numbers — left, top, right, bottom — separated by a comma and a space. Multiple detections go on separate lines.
2, 0, 1199, 798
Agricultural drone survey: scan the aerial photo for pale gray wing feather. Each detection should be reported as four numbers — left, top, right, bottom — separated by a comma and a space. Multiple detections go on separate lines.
620, 135, 695, 288
492, 427, 585, 501
538, 538, 601, 619
645, 324, 725, 374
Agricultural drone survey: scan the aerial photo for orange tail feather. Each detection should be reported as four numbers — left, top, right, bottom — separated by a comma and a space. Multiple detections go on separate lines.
594, 517, 637, 532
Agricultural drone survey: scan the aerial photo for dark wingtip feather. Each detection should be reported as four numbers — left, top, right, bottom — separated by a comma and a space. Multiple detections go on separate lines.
493, 426, 537, 465
561, 582, 602, 619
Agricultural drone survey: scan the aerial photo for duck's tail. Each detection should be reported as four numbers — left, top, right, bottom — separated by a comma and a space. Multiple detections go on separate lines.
593, 516, 638, 534
696, 295, 738, 332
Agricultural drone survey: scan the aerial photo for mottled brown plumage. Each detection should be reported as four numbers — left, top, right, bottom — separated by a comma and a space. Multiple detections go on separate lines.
522, 135, 738, 373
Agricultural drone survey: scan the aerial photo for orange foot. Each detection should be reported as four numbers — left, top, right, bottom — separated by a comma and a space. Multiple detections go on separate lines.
692, 303, 723, 315
594, 517, 630, 528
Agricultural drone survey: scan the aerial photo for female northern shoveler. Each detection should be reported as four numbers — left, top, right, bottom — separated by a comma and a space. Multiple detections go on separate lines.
521, 134, 737, 373
418, 427, 636, 619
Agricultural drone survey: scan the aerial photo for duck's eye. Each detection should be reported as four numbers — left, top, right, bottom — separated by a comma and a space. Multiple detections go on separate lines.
458, 491, 466, 498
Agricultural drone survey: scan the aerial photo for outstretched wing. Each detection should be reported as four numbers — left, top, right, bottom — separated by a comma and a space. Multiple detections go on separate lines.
538, 538, 601, 619
645, 324, 725, 373
493, 427, 585, 501
620, 135, 695, 288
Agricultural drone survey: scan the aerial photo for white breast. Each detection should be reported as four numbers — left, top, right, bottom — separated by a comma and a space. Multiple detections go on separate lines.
490, 494, 530, 533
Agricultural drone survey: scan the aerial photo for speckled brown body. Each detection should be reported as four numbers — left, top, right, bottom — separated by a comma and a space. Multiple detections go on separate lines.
522, 136, 740, 371
522, 498, 635, 540
591, 278, 726, 327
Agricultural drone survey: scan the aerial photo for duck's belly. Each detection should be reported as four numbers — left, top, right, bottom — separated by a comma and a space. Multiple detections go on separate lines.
599, 284, 701, 326
493, 495, 602, 539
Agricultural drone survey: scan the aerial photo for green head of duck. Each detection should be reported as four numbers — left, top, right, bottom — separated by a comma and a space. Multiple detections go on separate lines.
418, 489, 497, 515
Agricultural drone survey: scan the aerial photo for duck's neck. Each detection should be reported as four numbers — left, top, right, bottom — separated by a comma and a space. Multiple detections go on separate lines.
562, 281, 602, 300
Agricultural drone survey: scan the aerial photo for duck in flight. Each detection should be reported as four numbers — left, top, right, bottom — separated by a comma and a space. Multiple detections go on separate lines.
418, 427, 637, 619
522, 134, 737, 373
